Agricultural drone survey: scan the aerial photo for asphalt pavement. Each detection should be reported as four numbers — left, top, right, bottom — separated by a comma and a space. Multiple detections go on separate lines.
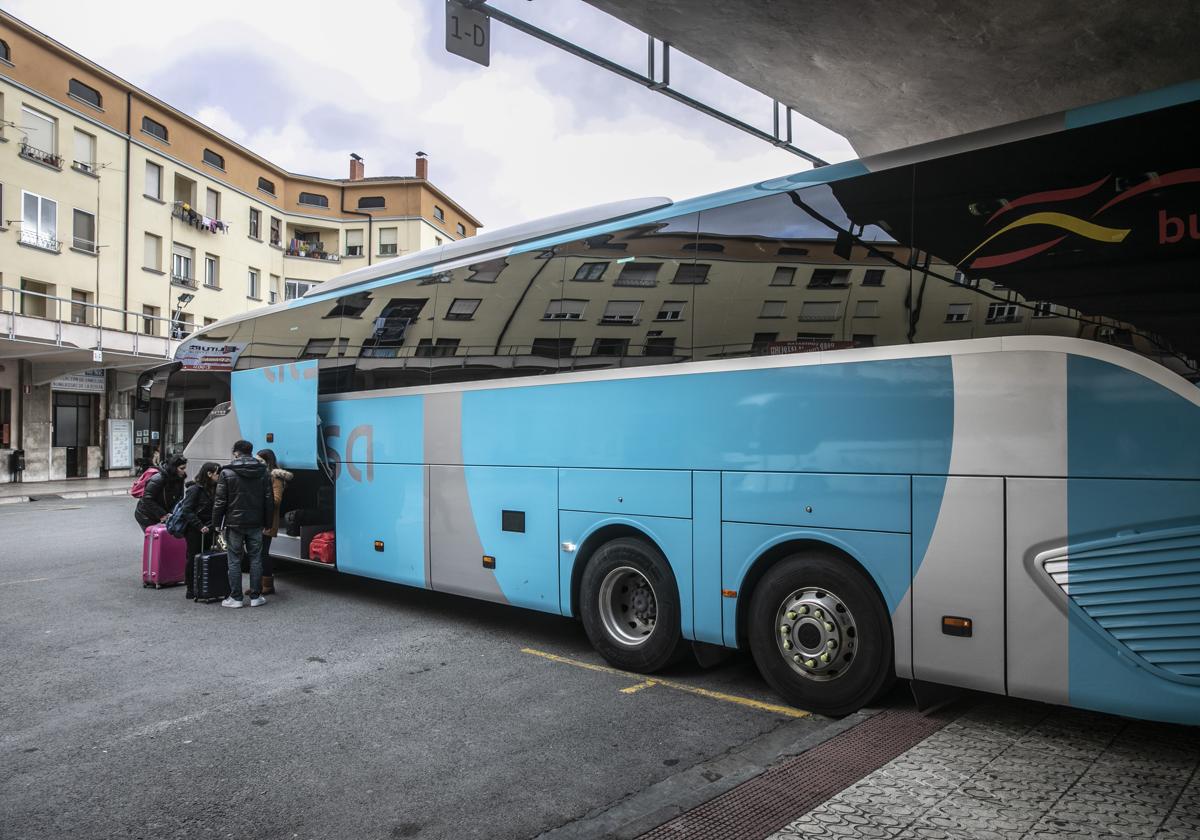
0, 496, 850, 840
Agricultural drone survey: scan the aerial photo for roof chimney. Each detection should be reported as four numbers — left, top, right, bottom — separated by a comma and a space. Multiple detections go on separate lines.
415, 151, 428, 180
349, 153, 364, 181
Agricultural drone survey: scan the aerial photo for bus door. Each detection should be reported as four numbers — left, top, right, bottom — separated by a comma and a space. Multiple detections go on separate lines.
229, 359, 320, 468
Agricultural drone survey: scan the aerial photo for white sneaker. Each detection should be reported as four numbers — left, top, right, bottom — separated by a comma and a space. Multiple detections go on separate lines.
221, 597, 244, 609
249, 596, 267, 607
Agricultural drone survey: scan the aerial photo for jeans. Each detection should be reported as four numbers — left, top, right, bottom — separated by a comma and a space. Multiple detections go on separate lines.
226, 527, 263, 599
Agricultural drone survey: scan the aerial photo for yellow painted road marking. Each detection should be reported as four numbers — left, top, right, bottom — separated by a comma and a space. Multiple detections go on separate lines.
521, 648, 808, 719
0, 577, 50, 587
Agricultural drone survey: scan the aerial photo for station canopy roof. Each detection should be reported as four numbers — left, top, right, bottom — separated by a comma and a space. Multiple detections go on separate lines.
583, 0, 1200, 155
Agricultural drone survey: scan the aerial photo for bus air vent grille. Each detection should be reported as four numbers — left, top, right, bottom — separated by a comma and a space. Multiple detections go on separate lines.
1036, 525, 1200, 683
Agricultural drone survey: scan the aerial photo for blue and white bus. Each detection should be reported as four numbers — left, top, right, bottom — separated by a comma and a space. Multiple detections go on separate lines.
168, 84, 1200, 723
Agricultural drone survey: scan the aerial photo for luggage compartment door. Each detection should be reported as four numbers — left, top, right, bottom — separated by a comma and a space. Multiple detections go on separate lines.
230, 360, 319, 469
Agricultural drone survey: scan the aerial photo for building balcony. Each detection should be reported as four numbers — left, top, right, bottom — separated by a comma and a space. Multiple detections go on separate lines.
284, 244, 341, 263
171, 273, 197, 289
171, 203, 230, 234
19, 141, 63, 169
19, 229, 62, 253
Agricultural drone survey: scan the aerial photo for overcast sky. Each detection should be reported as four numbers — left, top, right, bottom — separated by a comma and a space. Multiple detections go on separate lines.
5, 0, 855, 230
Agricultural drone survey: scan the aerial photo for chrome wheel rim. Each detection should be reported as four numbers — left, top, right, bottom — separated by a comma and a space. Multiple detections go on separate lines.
774, 587, 857, 681
598, 565, 658, 647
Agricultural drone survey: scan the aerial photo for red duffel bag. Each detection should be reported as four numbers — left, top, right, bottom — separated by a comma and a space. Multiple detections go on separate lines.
309, 531, 336, 565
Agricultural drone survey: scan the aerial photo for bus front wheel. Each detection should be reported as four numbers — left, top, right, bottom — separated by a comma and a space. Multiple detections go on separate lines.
748, 552, 894, 717
580, 537, 683, 673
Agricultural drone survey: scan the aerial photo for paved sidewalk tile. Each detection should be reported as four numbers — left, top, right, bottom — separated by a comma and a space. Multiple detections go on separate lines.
765, 702, 1200, 840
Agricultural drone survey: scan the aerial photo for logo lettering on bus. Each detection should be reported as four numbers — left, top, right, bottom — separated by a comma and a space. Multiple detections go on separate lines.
322, 424, 374, 483
263, 363, 317, 384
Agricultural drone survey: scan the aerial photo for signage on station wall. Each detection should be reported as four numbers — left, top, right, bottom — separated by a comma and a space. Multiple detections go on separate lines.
177, 340, 245, 371
49, 369, 106, 393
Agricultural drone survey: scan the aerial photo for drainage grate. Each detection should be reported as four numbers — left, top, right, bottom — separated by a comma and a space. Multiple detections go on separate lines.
636, 705, 957, 840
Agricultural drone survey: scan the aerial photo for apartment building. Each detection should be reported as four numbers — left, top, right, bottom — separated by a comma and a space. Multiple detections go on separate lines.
0, 11, 481, 482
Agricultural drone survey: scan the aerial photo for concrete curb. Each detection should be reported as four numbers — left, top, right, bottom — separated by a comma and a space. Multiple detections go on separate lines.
0, 489, 128, 505
533, 708, 880, 840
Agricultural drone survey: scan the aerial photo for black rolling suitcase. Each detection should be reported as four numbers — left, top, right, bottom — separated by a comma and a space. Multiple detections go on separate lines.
193, 534, 230, 603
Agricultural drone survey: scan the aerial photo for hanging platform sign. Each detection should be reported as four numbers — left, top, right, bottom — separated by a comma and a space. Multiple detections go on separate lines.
446, 0, 490, 67
50, 369, 106, 393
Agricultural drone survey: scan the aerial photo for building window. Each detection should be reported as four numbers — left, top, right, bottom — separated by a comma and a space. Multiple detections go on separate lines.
644, 336, 676, 356
854, 300, 879, 318
809, 269, 851, 288
0, 388, 10, 450
446, 298, 481, 320
72, 129, 96, 174
172, 244, 195, 284
1032, 301, 1056, 318
799, 301, 840, 321
171, 312, 194, 340
683, 242, 724, 253
68, 78, 102, 109
141, 116, 168, 142
21, 191, 59, 251
145, 161, 162, 200
248, 269, 261, 300
778, 246, 809, 256
284, 279, 316, 300
656, 300, 686, 321
416, 338, 460, 357
759, 300, 786, 318
953, 270, 980, 288
20, 279, 54, 318
0, 39, 9, 63
144, 233, 162, 271
70, 289, 93, 324
257, 176, 275, 195
573, 262, 607, 282
269, 275, 281, 303
379, 227, 398, 255
142, 305, 160, 336
269, 217, 282, 247
205, 188, 221, 220
20, 106, 58, 165
985, 302, 1020, 323
672, 264, 710, 284
600, 300, 642, 324
544, 299, 586, 320
531, 338, 574, 358
72, 209, 96, 253
298, 192, 329, 208
616, 263, 660, 287
357, 196, 385, 209
345, 229, 364, 257
433, 205, 445, 222
945, 303, 971, 323
770, 267, 796, 286
204, 254, 219, 288
862, 269, 885, 286
751, 332, 778, 353
202, 148, 225, 170
456, 223, 466, 236
592, 338, 629, 357
435, 236, 443, 246
248, 208, 261, 239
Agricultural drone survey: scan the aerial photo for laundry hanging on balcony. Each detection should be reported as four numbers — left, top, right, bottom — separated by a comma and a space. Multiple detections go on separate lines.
174, 202, 230, 234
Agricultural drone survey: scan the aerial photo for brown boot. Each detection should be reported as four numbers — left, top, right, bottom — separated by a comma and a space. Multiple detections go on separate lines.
261, 575, 275, 595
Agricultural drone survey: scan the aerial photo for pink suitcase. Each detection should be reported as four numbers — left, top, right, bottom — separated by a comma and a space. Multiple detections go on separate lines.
142, 524, 187, 588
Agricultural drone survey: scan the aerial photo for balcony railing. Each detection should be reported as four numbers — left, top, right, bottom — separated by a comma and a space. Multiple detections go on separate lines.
171, 273, 197, 289
19, 229, 62, 253
1, 286, 180, 354
19, 141, 63, 169
285, 244, 340, 262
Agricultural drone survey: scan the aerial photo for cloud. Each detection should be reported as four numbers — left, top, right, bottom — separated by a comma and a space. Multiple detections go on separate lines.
4, 0, 855, 230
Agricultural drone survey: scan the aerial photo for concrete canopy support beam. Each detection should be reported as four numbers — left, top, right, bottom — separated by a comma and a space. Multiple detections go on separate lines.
583, 0, 1200, 155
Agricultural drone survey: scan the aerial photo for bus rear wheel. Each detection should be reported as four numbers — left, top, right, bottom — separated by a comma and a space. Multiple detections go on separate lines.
748, 551, 894, 717
580, 537, 683, 673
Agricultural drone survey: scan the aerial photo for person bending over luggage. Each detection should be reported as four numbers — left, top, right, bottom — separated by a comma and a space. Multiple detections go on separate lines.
179, 462, 219, 600
134, 455, 188, 531
256, 448, 292, 596
212, 440, 274, 609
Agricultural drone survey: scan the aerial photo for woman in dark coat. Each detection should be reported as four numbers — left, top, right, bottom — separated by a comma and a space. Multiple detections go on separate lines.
134, 455, 188, 531
179, 462, 219, 599
256, 448, 292, 595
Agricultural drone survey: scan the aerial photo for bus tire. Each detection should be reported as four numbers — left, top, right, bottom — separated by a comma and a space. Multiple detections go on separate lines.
580, 537, 683, 673
748, 551, 894, 717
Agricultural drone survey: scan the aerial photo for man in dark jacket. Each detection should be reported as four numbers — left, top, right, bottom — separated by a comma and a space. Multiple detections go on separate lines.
134, 455, 187, 530
212, 440, 274, 608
